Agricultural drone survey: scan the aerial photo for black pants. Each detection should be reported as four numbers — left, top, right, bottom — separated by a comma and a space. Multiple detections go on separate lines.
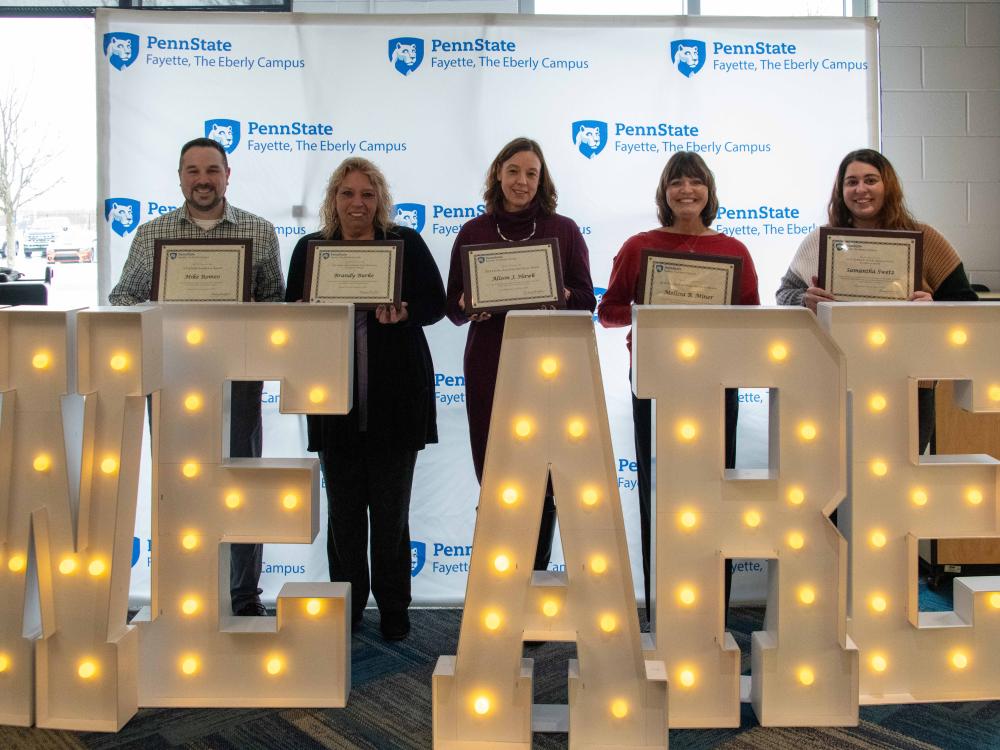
229, 381, 264, 612
320, 437, 418, 622
632, 381, 738, 621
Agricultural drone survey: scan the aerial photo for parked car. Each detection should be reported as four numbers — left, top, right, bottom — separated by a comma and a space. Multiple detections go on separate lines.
46, 229, 95, 263
24, 218, 70, 258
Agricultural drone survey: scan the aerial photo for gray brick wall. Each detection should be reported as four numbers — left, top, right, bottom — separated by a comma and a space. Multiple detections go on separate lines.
880, 0, 1000, 290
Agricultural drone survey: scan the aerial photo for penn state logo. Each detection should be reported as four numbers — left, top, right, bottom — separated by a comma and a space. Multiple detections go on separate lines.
393, 203, 426, 233
131, 536, 141, 567
103, 33, 139, 71
204, 118, 241, 154
571, 120, 608, 159
670, 39, 707, 78
593, 286, 607, 323
104, 198, 140, 237
388, 37, 424, 76
410, 541, 426, 577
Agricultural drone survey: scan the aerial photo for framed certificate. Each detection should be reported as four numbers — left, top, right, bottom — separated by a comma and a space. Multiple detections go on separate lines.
151, 239, 252, 302
818, 227, 923, 301
637, 250, 742, 306
302, 240, 404, 308
461, 238, 565, 313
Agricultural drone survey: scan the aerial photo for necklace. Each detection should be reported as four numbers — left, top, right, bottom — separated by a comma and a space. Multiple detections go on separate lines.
496, 221, 536, 243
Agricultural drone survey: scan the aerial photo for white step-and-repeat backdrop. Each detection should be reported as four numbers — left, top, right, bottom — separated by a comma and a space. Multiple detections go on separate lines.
95, 10, 877, 607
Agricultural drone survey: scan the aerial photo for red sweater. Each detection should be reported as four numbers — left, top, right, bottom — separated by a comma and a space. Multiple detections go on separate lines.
597, 229, 760, 354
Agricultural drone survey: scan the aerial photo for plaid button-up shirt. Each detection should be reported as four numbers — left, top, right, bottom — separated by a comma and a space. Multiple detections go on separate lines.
108, 201, 285, 305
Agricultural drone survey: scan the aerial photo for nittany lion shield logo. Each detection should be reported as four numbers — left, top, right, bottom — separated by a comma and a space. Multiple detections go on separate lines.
388, 37, 424, 76
131, 537, 141, 567
410, 541, 426, 577
104, 197, 141, 237
393, 203, 426, 233
670, 39, 707, 78
571, 120, 608, 159
103, 33, 139, 71
204, 118, 241, 154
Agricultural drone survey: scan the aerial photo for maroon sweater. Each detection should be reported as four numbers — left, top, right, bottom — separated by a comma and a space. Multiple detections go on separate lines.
445, 204, 596, 480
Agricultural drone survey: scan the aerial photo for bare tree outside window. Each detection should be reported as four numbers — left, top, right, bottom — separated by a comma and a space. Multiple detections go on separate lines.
0, 86, 64, 270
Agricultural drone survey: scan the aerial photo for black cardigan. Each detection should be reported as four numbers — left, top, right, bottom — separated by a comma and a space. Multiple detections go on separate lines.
285, 224, 446, 451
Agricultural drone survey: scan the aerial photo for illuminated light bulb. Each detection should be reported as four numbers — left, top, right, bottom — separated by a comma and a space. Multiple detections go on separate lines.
0, 654, 9, 673
33, 454, 52, 472
589, 555, 608, 575
581, 487, 599, 507
787, 531, 805, 550
989, 385, 1000, 402
787, 486, 805, 506
78, 660, 98, 679
677, 339, 698, 360
599, 614, 617, 633
868, 329, 887, 347
797, 667, 815, 686
870, 530, 887, 548
513, 418, 533, 439
58, 557, 77, 575
743, 510, 761, 528
539, 356, 558, 378
181, 656, 199, 676
225, 492, 242, 509
567, 419, 586, 439
966, 488, 984, 506
798, 422, 818, 441
951, 651, 969, 670
769, 342, 788, 362
871, 654, 888, 673
679, 510, 698, 530
308, 387, 326, 404
798, 586, 816, 605
270, 329, 288, 346
989, 592, 1000, 610
678, 587, 696, 606
184, 393, 202, 412
181, 597, 199, 616
282, 493, 299, 510
32, 351, 51, 369
679, 669, 696, 688
181, 534, 198, 551
484, 611, 502, 631
949, 328, 968, 347
182, 462, 200, 479
185, 328, 204, 345
493, 554, 510, 573
305, 599, 322, 616
542, 599, 559, 617
100, 457, 118, 475
265, 656, 283, 676
473, 695, 491, 716
911, 488, 928, 507
7, 555, 25, 573
869, 393, 887, 413
88, 559, 106, 576
109, 353, 128, 371
610, 699, 629, 719
677, 420, 698, 442
870, 594, 888, 613
870, 459, 888, 477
